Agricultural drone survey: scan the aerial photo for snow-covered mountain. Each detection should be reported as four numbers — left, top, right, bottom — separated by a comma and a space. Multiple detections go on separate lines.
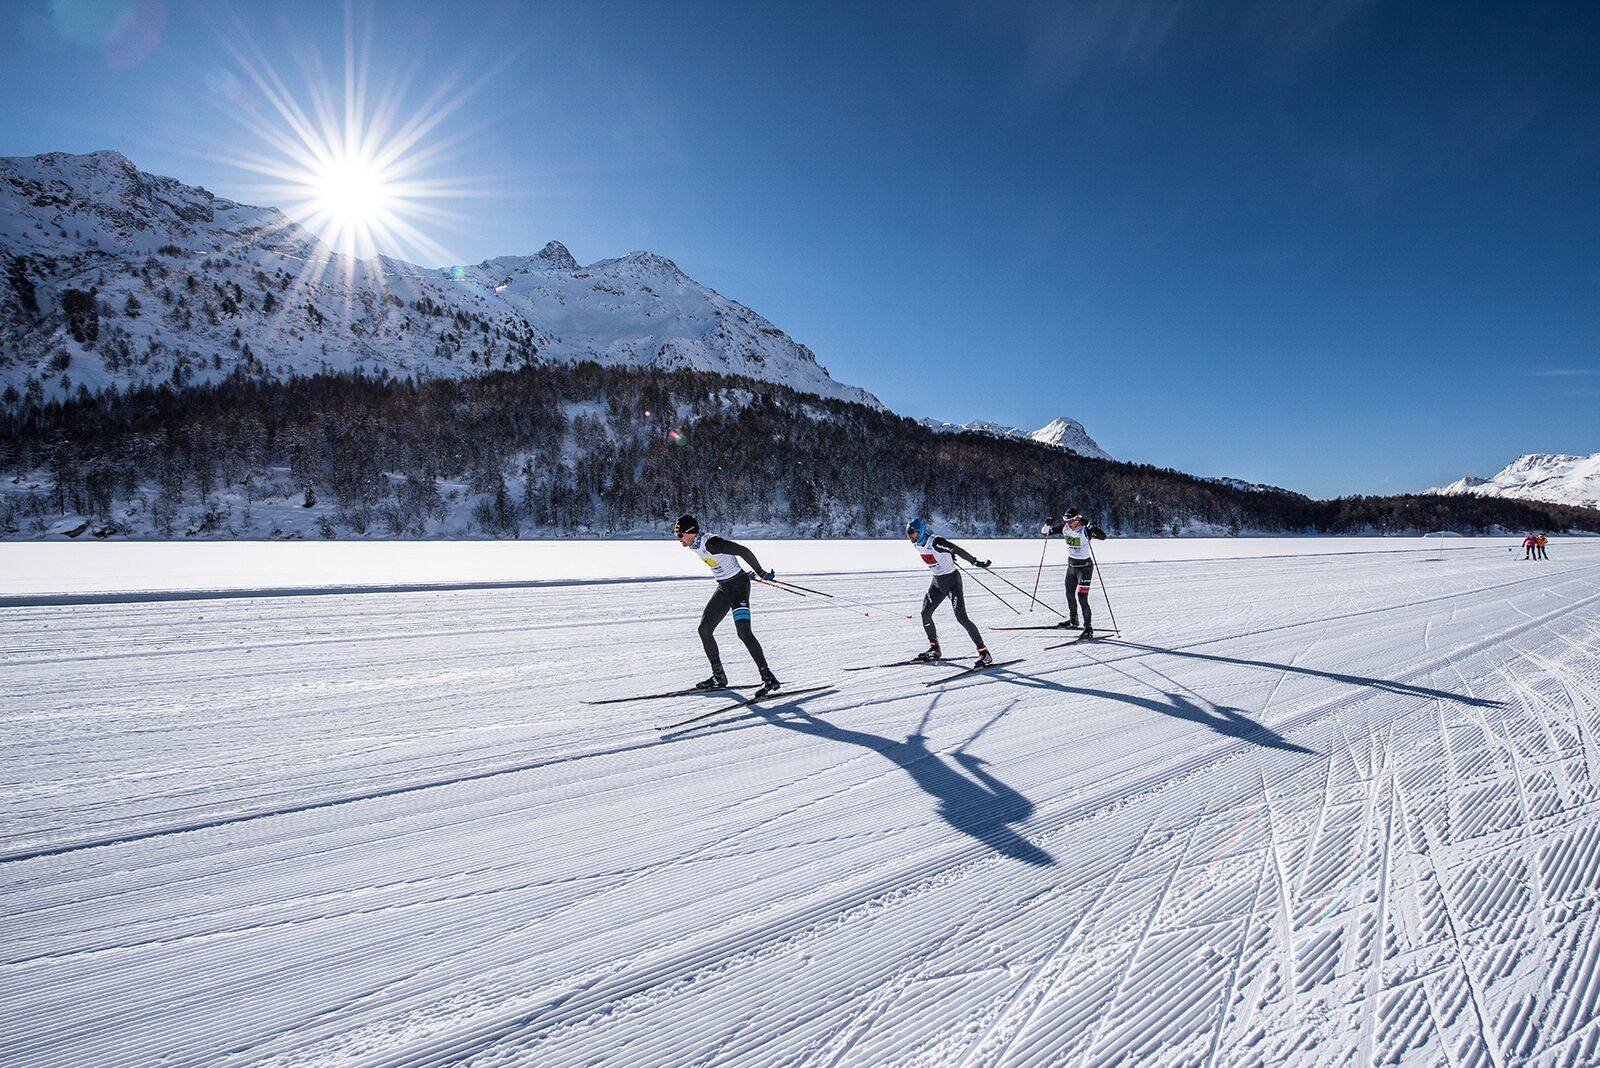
1425, 453, 1600, 511
1203, 476, 1293, 495
923, 415, 1112, 460
1028, 417, 1111, 459
0, 150, 879, 407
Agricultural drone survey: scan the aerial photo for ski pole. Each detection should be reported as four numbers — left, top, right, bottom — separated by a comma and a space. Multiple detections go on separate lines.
755, 575, 811, 598
979, 564, 1068, 617
960, 564, 1021, 615
756, 576, 913, 619
766, 576, 907, 614
1086, 542, 1121, 634
1029, 536, 1049, 612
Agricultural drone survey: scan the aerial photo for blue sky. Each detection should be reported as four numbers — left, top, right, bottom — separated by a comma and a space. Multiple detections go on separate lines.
2, 0, 1596, 497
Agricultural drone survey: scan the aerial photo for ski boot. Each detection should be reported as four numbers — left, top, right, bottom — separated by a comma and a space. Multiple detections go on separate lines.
913, 645, 942, 663
972, 647, 994, 669
1077, 628, 1096, 642
1055, 618, 1080, 630
693, 672, 728, 692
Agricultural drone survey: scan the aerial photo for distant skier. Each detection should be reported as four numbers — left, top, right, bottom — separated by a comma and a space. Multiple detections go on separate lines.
1041, 508, 1107, 637
905, 517, 994, 669
1537, 533, 1549, 560
674, 514, 780, 693
1523, 533, 1537, 560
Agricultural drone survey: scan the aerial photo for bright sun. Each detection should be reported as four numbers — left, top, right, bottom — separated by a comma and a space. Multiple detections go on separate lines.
215, 25, 476, 267
312, 154, 393, 227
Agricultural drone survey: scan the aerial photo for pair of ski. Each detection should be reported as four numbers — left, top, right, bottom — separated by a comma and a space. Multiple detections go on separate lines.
993, 624, 1121, 634
582, 683, 829, 732
844, 656, 1025, 686
654, 684, 832, 732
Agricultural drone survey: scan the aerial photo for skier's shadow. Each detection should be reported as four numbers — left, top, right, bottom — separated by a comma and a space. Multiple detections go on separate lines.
990, 671, 1315, 755
753, 704, 1054, 867
1099, 640, 1500, 708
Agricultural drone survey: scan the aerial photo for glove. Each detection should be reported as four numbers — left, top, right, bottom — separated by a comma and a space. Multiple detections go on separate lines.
977, 559, 992, 569
761, 569, 776, 582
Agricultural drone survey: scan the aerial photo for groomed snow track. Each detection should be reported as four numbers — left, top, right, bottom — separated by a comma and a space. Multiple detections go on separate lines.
2, 543, 1598, 1065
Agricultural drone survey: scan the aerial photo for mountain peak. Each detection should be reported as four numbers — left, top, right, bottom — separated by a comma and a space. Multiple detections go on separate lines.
922, 415, 1111, 461
1426, 451, 1600, 511
606, 250, 683, 277
1030, 417, 1110, 460
535, 240, 577, 270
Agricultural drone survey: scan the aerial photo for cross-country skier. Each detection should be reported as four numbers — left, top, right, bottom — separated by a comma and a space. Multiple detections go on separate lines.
1537, 533, 1549, 560
1041, 507, 1107, 638
1523, 533, 1537, 560
905, 517, 994, 669
674, 514, 780, 693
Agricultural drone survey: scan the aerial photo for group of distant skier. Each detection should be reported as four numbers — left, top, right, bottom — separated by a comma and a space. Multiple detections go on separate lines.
672, 508, 1107, 701
1522, 532, 1550, 560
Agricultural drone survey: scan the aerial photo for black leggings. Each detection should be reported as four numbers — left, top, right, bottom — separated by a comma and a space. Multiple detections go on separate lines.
922, 572, 985, 650
699, 572, 771, 677
1066, 558, 1095, 627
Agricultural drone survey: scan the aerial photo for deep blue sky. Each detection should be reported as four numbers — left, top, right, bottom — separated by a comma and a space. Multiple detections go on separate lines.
2, 1, 1597, 496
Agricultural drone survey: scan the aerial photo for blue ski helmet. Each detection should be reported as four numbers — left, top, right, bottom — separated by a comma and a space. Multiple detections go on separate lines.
906, 516, 927, 540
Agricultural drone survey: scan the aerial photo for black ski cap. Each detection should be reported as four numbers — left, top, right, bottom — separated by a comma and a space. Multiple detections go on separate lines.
674, 513, 699, 535
1063, 507, 1082, 521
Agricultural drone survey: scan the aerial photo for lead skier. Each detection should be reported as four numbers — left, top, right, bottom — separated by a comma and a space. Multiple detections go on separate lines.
1041, 507, 1107, 638
674, 514, 780, 693
905, 517, 994, 669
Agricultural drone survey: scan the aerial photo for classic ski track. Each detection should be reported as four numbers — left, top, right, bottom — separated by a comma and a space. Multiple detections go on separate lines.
8, 575, 1586, 868
4, 545, 1599, 1066
309, 594, 1595, 1065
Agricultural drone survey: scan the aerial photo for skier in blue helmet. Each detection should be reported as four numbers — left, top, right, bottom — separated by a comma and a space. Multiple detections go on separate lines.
905, 516, 993, 669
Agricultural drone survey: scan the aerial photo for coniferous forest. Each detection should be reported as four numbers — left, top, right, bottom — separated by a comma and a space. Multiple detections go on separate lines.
2, 363, 1595, 539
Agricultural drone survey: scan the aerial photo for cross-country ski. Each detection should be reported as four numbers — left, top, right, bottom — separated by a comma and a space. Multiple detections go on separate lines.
924, 657, 1027, 685
657, 684, 834, 732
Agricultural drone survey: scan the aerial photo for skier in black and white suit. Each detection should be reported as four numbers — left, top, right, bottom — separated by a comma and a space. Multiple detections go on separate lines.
674, 514, 780, 692
906, 516, 993, 669
1041, 508, 1107, 638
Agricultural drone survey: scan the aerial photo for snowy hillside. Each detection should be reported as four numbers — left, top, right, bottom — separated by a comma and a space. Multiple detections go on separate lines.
924, 415, 1112, 460
1426, 452, 1600, 511
0, 150, 879, 407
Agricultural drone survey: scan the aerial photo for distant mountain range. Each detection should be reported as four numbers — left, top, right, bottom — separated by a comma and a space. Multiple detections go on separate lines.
921, 416, 1111, 460
1427, 453, 1600, 512
0, 150, 877, 407
5, 150, 1593, 538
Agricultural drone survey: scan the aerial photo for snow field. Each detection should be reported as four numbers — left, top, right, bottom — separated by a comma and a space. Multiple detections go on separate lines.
0, 540, 1597, 1064
0, 535, 1517, 601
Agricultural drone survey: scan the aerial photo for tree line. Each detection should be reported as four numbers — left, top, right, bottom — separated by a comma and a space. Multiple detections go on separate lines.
2, 363, 1595, 539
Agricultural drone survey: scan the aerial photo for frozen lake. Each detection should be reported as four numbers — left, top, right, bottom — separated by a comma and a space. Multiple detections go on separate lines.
1, 536, 1595, 1064
0, 534, 1514, 601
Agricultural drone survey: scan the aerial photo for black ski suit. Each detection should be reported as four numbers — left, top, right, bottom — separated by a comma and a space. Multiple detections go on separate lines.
1043, 519, 1107, 627
697, 536, 774, 680
920, 537, 987, 651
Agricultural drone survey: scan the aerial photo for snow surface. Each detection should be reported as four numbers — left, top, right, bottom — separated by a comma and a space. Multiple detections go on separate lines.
1426, 453, 1600, 511
0, 536, 1518, 601
4, 537, 1599, 1064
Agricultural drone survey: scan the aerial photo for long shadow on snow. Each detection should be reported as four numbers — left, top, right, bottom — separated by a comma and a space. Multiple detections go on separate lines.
983, 669, 1316, 755
1098, 639, 1500, 708
752, 704, 1055, 867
